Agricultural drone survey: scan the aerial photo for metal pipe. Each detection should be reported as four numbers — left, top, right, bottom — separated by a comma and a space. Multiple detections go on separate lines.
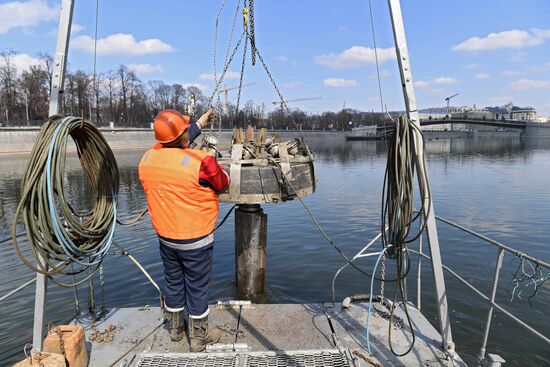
479, 248, 505, 360
331, 231, 384, 303
235, 204, 267, 296
0, 278, 35, 302
410, 249, 550, 346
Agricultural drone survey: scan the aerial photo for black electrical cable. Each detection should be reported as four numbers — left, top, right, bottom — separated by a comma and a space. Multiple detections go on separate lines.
12, 115, 119, 287
380, 115, 433, 357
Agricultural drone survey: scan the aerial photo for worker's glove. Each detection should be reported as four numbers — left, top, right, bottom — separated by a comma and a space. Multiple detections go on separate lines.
197, 109, 214, 129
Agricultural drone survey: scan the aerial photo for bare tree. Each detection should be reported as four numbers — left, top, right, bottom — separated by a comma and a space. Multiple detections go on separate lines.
0, 50, 18, 124
19, 65, 49, 122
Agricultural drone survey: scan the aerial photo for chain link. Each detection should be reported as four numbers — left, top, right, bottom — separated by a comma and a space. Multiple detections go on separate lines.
212, 0, 227, 132
380, 255, 386, 302
249, 35, 297, 128
208, 30, 246, 106
99, 263, 106, 313
249, 0, 256, 65
235, 32, 249, 125
71, 263, 81, 321
212, 0, 241, 132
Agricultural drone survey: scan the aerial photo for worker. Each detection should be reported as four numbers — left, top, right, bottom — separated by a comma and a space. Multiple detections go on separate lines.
138, 109, 230, 352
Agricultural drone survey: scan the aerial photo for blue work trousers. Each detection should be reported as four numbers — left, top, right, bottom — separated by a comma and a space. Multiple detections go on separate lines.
159, 242, 213, 317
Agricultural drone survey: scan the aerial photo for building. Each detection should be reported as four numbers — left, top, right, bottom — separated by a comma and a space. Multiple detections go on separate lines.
510, 107, 537, 121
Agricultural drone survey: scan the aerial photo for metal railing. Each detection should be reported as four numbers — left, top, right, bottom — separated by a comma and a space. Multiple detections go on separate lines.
331, 215, 549, 363
415, 215, 550, 361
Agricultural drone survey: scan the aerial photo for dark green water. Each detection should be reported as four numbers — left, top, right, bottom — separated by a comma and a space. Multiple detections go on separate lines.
1, 137, 549, 366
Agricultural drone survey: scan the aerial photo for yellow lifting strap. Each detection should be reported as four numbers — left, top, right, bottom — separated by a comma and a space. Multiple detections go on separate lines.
243, 7, 249, 28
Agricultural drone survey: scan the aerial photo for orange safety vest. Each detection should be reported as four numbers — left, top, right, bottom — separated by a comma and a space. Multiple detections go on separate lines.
138, 144, 219, 240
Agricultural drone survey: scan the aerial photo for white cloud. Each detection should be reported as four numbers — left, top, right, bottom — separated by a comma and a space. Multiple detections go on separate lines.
199, 71, 240, 81
0, 0, 58, 34
315, 46, 395, 69
128, 63, 164, 74
9, 53, 42, 74
434, 76, 460, 84
72, 24, 85, 34
72, 33, 175, 55
414, 80, 431, 90
452, 29, 550, 52
275, 55, 288, 62
474, 73, 490, 80
532, 28, 550, 39
323, 78, 358, 87
509, 79, 550, 90
502, 70, 524, 76
282, 81, 302, 89
181, 83, 208, 91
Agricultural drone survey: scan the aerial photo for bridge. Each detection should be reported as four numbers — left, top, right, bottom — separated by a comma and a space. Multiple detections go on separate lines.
420, 119, 526, 129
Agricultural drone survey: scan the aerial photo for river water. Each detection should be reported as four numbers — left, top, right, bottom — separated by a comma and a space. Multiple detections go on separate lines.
1, 136, 549, 366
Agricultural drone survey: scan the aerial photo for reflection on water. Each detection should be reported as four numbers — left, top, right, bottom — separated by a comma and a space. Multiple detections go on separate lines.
1, 137, 549, 366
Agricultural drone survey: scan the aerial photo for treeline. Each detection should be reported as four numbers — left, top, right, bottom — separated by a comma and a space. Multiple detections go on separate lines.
0, 50, 390, 129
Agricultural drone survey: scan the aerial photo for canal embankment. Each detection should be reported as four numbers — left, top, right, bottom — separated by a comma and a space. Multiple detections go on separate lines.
0, 126, 534, 155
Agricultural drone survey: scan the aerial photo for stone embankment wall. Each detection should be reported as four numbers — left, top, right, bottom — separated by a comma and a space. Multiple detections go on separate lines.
523, 122, 550, 138
0, 125, 540, 155
0, 128, 347, 155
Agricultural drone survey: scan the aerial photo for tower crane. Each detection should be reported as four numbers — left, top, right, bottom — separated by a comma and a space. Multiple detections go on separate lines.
272, 97, 322, 113
444, 93, 459, 114
219, 83, 256, 114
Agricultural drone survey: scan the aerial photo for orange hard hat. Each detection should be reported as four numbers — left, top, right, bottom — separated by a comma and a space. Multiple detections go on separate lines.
153, 110, 191, 143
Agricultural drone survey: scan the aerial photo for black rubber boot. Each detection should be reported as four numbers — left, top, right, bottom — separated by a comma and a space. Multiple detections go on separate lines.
189, 315, 221, 352
164, 310, 185, 342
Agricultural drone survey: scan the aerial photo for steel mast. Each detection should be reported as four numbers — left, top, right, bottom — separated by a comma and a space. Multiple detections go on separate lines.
33, 0, 75, 351
387, 0, 455, 352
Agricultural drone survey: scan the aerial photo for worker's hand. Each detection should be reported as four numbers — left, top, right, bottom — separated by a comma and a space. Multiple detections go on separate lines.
202, 146, 216, 157
197, 109, 214, 129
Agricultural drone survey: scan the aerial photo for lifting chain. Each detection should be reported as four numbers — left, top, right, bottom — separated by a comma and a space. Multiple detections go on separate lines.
235, 32, 248, 125
212, 0, 228, 131
99, 263, 106, 314
250, 40, 298, 128
71, 263, 81, 321
209, 0, 243, 107
242, 0, 248, 28
249, 0, 256, 65
208, 30, 246, 106
380, 255, 386, 302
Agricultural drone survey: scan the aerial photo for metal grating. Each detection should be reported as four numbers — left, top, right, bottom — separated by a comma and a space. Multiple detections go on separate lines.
245, 350, 351, 367
136, 350, 351, 367
136, 353, 238, 367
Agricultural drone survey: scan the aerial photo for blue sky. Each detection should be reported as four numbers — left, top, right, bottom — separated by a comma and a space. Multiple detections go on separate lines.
1, 0, 550, 115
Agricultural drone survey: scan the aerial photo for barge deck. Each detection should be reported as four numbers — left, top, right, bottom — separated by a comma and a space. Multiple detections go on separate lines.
83, 301, 465, 367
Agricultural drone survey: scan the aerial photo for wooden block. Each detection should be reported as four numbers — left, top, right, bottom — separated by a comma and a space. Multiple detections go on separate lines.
239, 128, 245, 144
246, 125, 254, 143
256, 128, 267, 154
44, 325, 88, 367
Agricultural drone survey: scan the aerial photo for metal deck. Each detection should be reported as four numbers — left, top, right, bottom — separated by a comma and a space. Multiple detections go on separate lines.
82, 301, 466, 367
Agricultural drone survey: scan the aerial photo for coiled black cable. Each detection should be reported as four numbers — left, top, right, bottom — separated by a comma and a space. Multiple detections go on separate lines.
381, 115, 433, 356
12, 116, 119, 287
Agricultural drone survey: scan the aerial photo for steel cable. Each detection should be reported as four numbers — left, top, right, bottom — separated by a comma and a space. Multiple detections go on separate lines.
11, 115, 119, 287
